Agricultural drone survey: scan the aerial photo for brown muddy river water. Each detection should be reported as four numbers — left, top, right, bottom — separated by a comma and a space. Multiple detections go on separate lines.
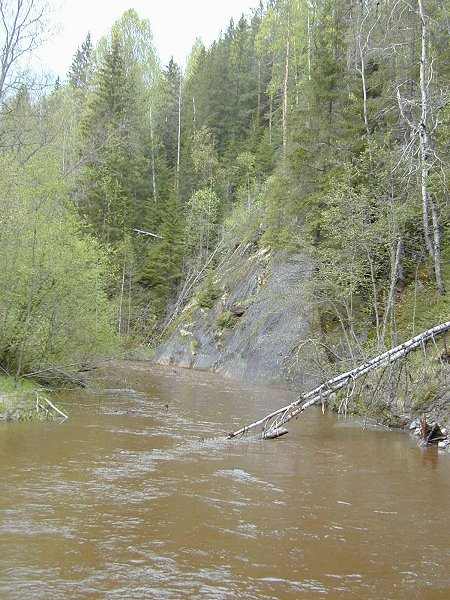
0, 362, 449, 599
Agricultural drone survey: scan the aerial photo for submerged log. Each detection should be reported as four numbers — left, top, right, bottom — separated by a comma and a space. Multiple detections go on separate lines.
264, 427, 289, 440
227, 321, 450, 440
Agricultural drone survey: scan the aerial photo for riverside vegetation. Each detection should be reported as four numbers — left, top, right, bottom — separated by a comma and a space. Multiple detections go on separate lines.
0, 0, 448, 425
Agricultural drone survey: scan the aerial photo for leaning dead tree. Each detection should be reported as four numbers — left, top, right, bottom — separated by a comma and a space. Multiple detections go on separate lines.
228, 321, 450, 440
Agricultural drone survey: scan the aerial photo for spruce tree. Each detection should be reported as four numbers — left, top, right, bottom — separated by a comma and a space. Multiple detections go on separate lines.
79, 34, 149, 245
158, 58, 182, 170
139, 192, 185, 316
69, 33, 93, 93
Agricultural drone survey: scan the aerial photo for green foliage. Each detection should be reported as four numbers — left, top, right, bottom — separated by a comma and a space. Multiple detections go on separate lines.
157, 57, 182, 168
110, 9, 159, 85
79, 35, 150, 245
262, 171, 300, 250
69, 33, 93, 93
185, 188, 220, 260
0, 153, 117, 375
396, 251, 450, 338
139, 193, 185, 317
191, 127, 219, 186
0, 376, 39, 394
223, 188, 265, 247
216, 310, 238, 330
196, 271, 221, 309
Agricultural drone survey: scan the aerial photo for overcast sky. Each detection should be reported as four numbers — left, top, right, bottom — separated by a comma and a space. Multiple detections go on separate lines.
37, 0, 258, 77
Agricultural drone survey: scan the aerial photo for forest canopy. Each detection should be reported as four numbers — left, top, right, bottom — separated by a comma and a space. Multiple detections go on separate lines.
0, 0, 448, 375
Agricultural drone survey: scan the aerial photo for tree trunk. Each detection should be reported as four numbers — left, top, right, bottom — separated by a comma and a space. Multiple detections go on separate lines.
176, 75, 182, 193
269, 93, 273, 145
149, 108, 157, 202
417, 0, 445, 294
358, 31, 370, 136
256, 59, 261, 129
118, 257, 126, 335
430, 198, 445, 294
381, 237, 403, 346
307, 8, 312, 81
282, 36, 290, 155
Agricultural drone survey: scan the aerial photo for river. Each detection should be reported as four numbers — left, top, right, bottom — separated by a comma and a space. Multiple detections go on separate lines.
0, 362, 449, 599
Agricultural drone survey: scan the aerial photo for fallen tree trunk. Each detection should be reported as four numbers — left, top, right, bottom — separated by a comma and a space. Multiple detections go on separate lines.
227, 321, 450, 439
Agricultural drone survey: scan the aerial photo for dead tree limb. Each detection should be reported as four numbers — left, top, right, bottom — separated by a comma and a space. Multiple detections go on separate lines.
35, 391, 68, 421
227, 321, 450, 440
133, 228, 163, 239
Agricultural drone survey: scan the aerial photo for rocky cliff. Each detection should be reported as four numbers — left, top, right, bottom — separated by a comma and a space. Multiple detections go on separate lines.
155, 244, 320, 389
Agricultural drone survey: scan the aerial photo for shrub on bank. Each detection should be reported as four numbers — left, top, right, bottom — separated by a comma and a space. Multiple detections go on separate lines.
0, 154, 118, 376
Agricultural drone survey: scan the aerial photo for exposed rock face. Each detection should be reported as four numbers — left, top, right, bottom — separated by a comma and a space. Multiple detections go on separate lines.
155, 246, 319, 389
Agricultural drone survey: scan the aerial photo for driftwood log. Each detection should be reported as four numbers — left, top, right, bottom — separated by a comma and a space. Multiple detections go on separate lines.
228, 321, 450, 440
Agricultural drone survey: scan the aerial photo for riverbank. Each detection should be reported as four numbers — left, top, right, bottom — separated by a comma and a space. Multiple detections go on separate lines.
0, 376, 37, 422
154, 245, 449, 441
0, 376, 68, 422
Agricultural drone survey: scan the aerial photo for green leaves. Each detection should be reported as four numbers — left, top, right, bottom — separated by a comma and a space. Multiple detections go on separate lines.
79, 35, 149, 245
0, 153, 117, 375
185, 188, 220, 260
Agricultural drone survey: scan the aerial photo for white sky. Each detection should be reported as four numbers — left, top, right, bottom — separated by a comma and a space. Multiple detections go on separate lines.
38, 0, 259, 77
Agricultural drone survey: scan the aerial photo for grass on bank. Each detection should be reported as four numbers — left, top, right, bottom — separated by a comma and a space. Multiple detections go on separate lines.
0, 375, 42, 421
0, 375, 40, 394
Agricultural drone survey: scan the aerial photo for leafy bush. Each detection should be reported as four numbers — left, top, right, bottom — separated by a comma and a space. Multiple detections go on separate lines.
0, 153, 118, 375
196, 271, 221, 309
216, 310, 238, 330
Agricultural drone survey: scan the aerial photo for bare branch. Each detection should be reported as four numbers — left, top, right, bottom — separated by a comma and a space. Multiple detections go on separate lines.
0, 0, 47, 100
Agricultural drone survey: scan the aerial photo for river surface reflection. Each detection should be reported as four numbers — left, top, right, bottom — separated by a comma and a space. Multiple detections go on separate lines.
1, 362, 449, 599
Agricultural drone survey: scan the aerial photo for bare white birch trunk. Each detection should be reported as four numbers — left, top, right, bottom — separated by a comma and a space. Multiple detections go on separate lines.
417, 0, 445, 294
257, 59, 261, 128
149, 108, 157, 202
176, 75, 182, 193
282, 37, 290, 155
118, 258, 126, 335
381, 237, 402, 346
430, 199, 444, 294
358, 31, 370, 136
269, 93, 273, 145
307, 9, 312, 81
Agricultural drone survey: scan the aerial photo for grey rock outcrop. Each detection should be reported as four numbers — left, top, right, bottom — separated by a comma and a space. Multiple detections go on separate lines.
155, 246, 319, 389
